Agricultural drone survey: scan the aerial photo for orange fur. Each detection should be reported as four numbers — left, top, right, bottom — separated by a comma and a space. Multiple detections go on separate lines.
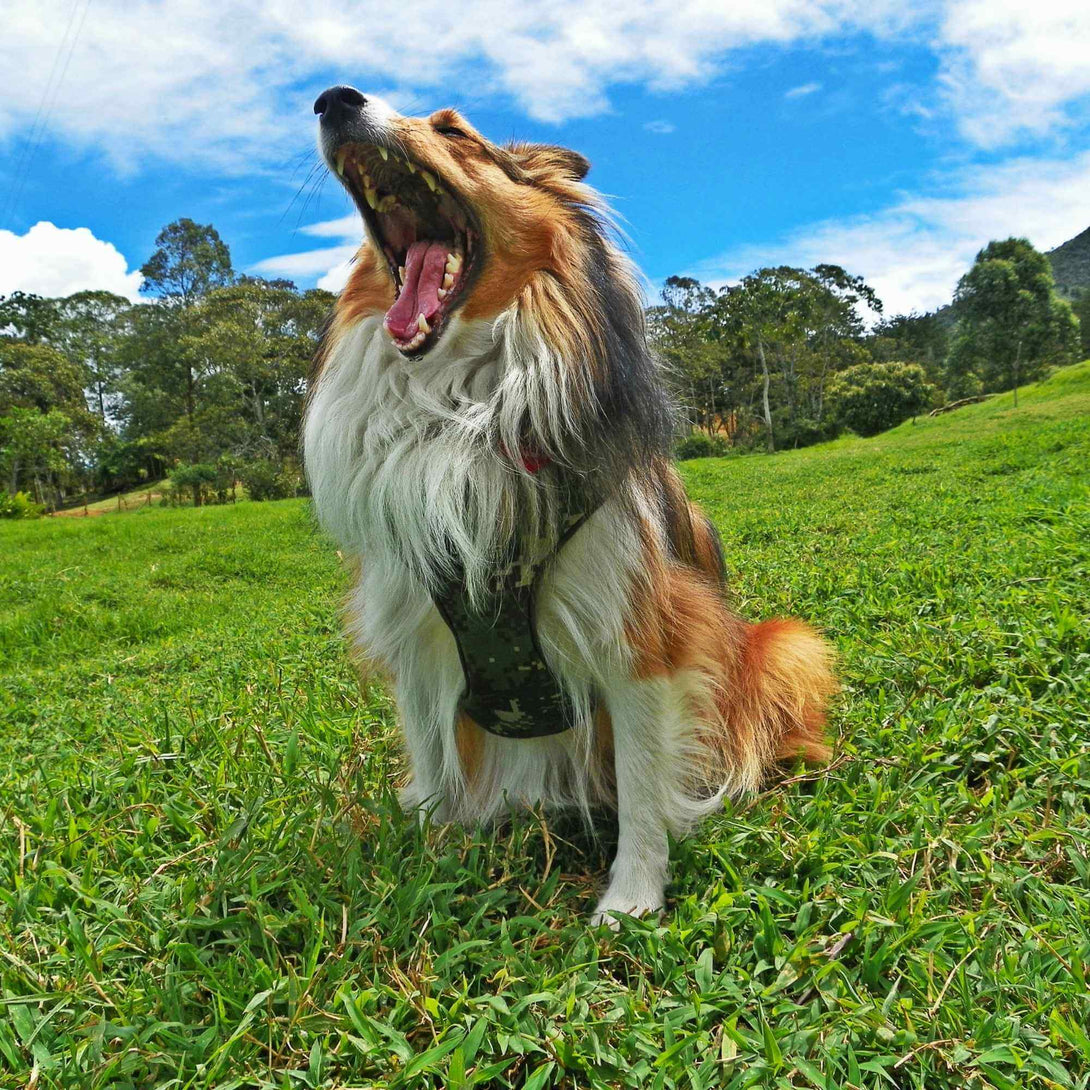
627, 505, 834, 792
323, 107, 612, 403
455, 713, 486, 790
334, 244, 394, 329
368, 109, 579, 323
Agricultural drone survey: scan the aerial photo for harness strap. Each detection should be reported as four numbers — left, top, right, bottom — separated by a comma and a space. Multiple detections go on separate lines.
432, 467, 597, 739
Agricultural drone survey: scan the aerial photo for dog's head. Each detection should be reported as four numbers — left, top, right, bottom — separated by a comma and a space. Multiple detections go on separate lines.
314, 85, 594, 357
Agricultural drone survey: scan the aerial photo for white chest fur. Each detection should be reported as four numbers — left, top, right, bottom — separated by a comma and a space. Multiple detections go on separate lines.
302, 315, 643, 815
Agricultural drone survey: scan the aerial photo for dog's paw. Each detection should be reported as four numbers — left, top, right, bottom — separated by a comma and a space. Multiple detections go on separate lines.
397, 783, 445, 825
397, 782, 424, 813
590, 883, 665, 929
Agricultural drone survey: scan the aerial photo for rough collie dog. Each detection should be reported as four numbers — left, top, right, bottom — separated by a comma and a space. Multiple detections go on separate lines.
303, 85, 834, 925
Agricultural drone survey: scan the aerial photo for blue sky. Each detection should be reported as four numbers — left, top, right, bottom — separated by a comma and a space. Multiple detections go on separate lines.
2, 1, 1089, 316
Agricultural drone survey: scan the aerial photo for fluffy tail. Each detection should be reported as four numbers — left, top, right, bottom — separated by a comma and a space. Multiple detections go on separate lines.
691, 613, 836, 797
738, 618, 835, 764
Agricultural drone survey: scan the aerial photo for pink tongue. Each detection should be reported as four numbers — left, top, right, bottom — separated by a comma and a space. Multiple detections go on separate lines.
385, 240, 449, 341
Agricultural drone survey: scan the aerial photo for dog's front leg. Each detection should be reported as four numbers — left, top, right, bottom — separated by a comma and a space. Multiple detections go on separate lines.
394, 681, 456, 824
592, 677, 673, 927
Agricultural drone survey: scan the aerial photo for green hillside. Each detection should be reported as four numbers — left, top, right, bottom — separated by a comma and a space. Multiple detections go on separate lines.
1048, 225, 1090, 297
1, 362, 1088, 1088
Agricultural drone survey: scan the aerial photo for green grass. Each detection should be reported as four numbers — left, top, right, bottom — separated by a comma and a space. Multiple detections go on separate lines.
2, 363, 1089, 1089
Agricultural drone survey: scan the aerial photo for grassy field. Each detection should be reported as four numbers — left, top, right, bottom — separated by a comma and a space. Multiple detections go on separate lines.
2, 363, 1088, 1089
50, 481, 170, 518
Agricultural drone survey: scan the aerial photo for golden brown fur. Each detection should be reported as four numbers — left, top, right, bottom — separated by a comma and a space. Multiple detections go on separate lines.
318, 106, 834, 796
622, 462, 833, 793
317, 107, 624, 399
307, 91, 836, 921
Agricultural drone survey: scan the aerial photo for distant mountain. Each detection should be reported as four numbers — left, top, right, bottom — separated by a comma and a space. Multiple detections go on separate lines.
1046, 226, 1090, 298
930, 226, 1089, 327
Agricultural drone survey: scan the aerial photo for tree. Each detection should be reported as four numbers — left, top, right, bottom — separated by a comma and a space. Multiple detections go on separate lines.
647, 277, 722, 432
0, 407, 71, 502
0, 341, 91, 417
868, 311, 949, 384
657, 265, 884, 453
168, 462, 219, 507
1069, 290, 1089, 360
134, 219, 235, 428
826, 361, 934, 437
712, 268, 832, 452
140, 219, 234, 307
952, 238, 1080, 406
805, 264, 883, 424
1, 315, 100, 502
0, 292, 62, 344
56, 291, 133, 421
0, 220, 335, 507
186, 279, 333, 459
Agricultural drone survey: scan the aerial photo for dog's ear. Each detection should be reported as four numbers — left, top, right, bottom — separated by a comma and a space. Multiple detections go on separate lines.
507, 142, 591, 183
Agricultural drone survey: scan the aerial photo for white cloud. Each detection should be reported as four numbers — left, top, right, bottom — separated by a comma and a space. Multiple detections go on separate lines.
251, 243, 357, 279
317, 258, 356, 293
936, 0, 1090, 146
0, 221, 143, 300
0, 1, 1084, 182
644, 120, 676, 134
690, 150, 1090, 315
0, 0, 997, 179
784, 82, 822, 99
251, 213, 362, 290
298, 215, 359, 239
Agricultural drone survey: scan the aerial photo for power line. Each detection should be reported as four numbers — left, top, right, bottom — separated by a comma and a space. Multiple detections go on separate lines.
3, 0, 93, 226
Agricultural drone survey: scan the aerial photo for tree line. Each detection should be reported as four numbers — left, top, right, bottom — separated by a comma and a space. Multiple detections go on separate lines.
1, 219, 333, 513
0, 222, 1083, 516
651, 237, 1082, 454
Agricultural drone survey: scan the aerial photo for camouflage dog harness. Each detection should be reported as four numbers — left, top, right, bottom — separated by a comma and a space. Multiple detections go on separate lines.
432, 463, 597, 739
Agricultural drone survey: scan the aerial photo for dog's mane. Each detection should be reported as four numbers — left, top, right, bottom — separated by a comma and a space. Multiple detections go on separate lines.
305, 178, 681, 602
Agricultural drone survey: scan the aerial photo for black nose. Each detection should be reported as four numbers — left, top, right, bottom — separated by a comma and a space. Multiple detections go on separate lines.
313, 85, 367, 124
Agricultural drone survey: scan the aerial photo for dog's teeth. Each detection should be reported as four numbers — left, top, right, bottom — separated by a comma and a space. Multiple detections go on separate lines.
399, 328, 425, 350
398, 265, 406, 282
417, 313, 430, 334
334, 148, 348, 176
405, 161, 416, 174
445, 252, 462, 274
437, 288, 448, 299
421, 170, 438, 192
377, 195, 398, 212
378, 146, 388, 160
363, 187, 378, 209
442, 272, 454, 290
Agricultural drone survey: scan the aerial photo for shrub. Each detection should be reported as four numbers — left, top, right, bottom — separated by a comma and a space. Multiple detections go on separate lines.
0, 490, 45, 519
675, 432, 731, 459
826, 361, 936, 438
212, 454, 241, 504
168, 463, 219, 507
238, 459, 302, 502
773, 414, 840, 450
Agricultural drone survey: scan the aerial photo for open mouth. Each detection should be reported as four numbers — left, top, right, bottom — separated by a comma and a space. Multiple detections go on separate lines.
332, 143, 480, 355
